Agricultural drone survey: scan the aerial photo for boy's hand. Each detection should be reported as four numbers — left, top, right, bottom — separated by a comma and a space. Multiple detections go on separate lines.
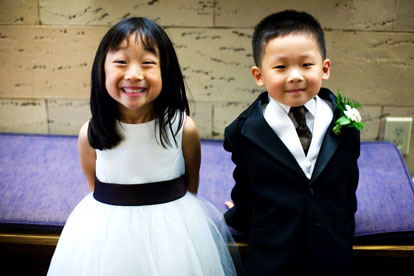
224, 200, 234, 209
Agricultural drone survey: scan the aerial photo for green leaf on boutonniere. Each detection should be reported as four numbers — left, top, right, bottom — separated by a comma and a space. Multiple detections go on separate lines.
336, 116, 351, 125
333, 90, 365, 135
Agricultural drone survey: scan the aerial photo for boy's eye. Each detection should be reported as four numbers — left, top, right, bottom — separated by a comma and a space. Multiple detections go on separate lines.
303, 63, 313, 67
274, 65, 286, 69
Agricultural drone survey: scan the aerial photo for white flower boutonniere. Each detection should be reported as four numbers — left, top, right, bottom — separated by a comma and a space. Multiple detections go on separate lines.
333, 90, 365, 135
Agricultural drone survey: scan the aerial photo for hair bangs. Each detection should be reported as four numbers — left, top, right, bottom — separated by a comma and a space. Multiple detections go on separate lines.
252, 10, 327, 66
107, 28, 158, 56
137, 30, 158, 55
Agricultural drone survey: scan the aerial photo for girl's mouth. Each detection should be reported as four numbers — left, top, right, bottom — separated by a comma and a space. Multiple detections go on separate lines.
121, 87, 146, 96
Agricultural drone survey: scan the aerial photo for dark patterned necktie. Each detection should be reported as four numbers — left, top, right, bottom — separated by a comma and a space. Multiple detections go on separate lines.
290, 106, 312, 155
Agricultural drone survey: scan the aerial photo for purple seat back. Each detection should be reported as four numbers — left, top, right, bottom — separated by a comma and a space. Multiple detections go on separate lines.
1, 134, 414, 241
199, 140, 414, 240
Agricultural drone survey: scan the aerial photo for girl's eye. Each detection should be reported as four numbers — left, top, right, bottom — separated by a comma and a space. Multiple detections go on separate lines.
114, 60, 126, 65
143, 60, 156, 65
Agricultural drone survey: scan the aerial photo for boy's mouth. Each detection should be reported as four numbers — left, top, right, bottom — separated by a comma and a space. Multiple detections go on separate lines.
286, 89, 305, 94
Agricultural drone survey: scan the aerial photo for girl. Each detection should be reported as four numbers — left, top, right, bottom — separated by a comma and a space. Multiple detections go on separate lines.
47, 17, 237, 276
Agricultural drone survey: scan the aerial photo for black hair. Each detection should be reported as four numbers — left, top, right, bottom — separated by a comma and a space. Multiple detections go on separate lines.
252, 10, 326, 66
88, 17, 189, 150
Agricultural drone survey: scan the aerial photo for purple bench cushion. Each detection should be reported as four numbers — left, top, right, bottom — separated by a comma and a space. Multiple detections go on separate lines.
0, 133, 88, 229
1, 134, 414, 242
354, 141, 414, 239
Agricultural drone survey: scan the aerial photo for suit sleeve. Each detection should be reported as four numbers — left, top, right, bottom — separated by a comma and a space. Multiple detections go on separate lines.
349, 129, 360, 234
223, 122, 252, 233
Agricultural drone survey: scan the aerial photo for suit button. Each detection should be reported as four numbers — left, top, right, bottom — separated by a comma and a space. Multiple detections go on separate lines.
309, 187, 314, 196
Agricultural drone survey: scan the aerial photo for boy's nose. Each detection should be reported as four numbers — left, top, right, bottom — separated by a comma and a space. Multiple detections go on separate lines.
124, 65, 144, 81
287, 69, 304, 83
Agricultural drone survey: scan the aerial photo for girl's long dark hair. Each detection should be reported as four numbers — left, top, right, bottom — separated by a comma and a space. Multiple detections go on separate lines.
88, 17, 189, 150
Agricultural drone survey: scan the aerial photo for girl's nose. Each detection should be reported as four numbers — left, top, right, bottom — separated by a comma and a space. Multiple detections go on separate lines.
124, 65, 144, 81
287, 69, 304, 83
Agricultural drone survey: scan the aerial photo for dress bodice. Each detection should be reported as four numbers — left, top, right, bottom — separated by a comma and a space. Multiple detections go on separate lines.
95, 114, 185, 184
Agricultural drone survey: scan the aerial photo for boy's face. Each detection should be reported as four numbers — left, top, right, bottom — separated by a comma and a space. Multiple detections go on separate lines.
251, 33, 331, 107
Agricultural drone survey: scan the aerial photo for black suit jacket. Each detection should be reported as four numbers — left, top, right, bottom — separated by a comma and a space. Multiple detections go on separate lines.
224, 88, 360, 276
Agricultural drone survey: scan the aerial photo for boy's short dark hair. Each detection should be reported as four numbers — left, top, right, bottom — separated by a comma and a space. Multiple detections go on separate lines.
252, 10, 326, 66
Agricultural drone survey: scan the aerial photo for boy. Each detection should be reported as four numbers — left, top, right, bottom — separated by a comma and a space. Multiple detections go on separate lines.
224, 10, 360, 276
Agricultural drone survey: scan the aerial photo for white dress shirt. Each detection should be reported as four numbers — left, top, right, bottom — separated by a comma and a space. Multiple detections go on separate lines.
263, 94, 333, 179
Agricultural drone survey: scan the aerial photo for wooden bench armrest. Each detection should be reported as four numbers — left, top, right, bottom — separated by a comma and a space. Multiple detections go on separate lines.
0, 233, 59, 246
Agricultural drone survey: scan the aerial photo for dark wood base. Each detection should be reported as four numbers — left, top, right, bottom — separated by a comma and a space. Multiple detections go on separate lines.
1, 232, 413, 275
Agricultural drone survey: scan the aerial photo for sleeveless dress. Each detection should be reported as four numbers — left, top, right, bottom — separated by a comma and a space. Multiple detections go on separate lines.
47, 114, 237, 276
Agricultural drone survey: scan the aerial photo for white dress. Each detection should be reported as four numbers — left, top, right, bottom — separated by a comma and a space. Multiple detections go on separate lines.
47, 114, 237, 276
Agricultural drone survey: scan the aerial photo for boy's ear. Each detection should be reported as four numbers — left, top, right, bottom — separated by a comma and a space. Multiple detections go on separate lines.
251, 66, 265, 87
322, 59, 331, 81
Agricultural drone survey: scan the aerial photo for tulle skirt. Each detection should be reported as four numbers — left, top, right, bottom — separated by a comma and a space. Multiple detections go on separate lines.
47, 192, 239, 276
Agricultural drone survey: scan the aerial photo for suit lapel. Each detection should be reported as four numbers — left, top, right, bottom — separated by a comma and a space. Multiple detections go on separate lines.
241, 93, 306, 177
310, 88, 344, 182
239, 89, 344, 181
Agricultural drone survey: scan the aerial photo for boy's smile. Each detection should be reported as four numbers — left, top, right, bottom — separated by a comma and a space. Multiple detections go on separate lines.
251, 33, 331, 107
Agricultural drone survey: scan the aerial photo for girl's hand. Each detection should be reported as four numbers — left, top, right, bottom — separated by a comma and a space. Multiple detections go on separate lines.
224, 200, 234, 209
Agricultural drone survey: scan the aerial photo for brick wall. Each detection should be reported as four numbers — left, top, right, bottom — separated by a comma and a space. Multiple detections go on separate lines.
1, 0, 413, 174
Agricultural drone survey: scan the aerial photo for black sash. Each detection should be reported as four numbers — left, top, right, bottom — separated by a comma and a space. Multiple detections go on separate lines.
93, 175, 186, 206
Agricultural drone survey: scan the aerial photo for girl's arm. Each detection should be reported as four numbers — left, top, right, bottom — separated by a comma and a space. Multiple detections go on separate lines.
78, 121, 97, 191
182, 116, 201, 194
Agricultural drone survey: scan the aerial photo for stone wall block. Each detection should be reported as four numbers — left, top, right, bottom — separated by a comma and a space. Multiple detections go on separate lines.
394, 0, 414, 31
169, 28, 260, 103
213, 102, 250, 139
39, 0, 213, 26
0, 99, 48, 134
215, 0, 395, 31
47, 99, 91, 135
189, 101, 213, 139
325, 31, 414, 106
359, 105, 382, 141
0, 26, 107, 99
0, 0, 39, 25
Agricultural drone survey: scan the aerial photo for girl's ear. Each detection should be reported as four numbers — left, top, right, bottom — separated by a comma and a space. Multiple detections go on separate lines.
322, 59, 331, 81
251, 66, 265, 87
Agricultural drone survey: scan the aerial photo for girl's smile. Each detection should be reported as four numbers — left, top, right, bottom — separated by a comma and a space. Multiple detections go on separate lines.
121, 86, 147, 96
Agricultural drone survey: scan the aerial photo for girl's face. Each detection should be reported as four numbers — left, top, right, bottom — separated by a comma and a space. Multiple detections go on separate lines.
104, 33, 162, 123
